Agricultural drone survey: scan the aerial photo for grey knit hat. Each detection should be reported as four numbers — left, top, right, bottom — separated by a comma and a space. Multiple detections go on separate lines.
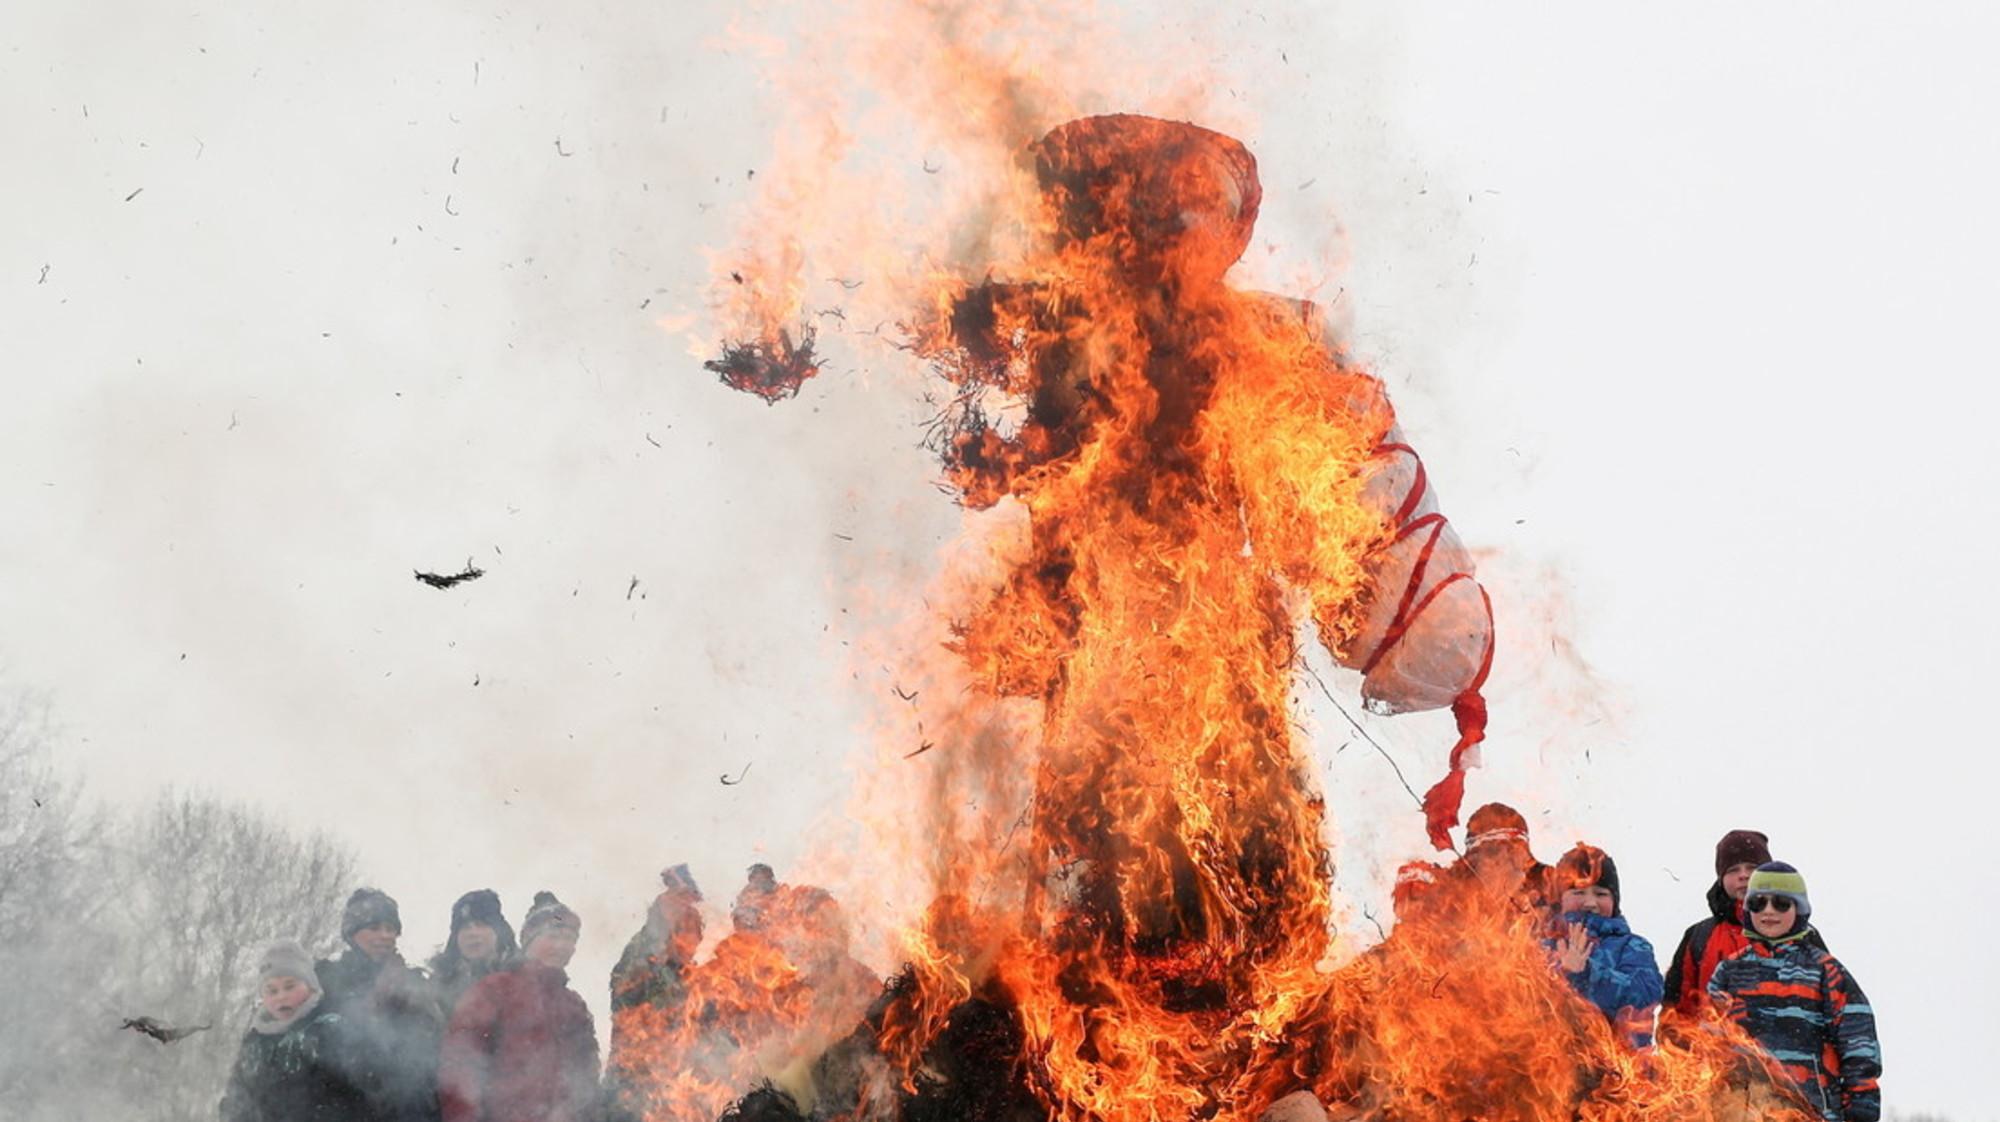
520, 890, 581, 949
258, 941, 320, 988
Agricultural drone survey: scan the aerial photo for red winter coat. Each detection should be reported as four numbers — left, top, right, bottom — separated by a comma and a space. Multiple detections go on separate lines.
439, 961, 600, 1122
1662, 881, 1827, 1016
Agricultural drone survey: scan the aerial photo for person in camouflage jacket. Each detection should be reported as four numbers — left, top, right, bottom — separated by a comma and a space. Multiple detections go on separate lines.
1708, 862, 1881, 1122
1663, 829, 1828, 1016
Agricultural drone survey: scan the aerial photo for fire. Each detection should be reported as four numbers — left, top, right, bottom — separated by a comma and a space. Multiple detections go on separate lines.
609, 885, 879, 1122
885, 116, 1376, 1120
646, 7, 1824, 1120
1276, 871, 1817, 1122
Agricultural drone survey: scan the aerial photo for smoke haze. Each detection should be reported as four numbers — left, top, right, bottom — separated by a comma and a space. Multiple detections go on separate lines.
3, 2, 1994, 1118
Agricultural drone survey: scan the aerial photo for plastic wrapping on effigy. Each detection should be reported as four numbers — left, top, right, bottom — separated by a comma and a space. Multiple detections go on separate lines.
1326, 387, 1496, 848
1338, 422, 1493, 718
1304, 364, 1496, 844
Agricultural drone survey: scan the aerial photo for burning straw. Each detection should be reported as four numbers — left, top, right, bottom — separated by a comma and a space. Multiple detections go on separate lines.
658, 5, 1815, 1119
706, 327, 823, 405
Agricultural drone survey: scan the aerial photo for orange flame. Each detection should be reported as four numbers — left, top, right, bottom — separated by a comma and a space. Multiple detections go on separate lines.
664, 6, 1822, 1120
609, 885, 880, 1121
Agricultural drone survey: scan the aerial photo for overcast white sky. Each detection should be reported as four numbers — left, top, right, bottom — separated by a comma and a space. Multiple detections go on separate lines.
4, 2, 1996, 1118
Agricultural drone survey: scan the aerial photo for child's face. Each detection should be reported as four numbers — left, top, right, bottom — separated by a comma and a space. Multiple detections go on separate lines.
1747, 894, 1798, 938
526, 928, 579, 970
351, 923, 399, 962
1561, 885, 1616, 917
455, 922, 499, 963
1721, 862, 1760, 901
260, 975, 315, 1023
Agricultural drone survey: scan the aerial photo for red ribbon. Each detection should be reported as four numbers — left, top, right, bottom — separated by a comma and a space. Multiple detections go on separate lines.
1421, 598, 1494, 850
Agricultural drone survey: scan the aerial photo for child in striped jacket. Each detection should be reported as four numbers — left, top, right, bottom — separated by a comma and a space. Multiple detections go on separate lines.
1707, 862, 1882, 1122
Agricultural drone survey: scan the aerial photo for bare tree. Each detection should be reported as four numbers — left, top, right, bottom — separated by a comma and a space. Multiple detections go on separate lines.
100, 791, 357, 1121
0, 696, 357, 1121
0, 698, 82, 943
0, 697, 97, 1111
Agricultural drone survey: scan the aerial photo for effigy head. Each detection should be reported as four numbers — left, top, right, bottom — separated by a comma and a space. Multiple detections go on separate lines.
1030, 113, 1261, 289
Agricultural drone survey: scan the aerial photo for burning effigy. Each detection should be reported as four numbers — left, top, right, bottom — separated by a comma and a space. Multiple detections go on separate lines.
650, 108, 1823, 1122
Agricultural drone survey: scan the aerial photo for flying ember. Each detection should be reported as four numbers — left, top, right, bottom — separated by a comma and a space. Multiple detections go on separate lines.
681, 109, 1823, 1122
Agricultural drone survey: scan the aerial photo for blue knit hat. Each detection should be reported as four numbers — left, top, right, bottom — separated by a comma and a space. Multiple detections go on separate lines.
1745, 860, 1811, 921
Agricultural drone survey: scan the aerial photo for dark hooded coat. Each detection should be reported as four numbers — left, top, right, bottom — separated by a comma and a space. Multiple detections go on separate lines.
317, 949, 446, 1122
219, 1006, 371, 1122
429, 890, 521, 1017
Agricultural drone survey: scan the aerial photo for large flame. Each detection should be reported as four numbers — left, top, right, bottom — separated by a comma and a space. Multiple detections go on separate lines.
641, 5, 1825, 1120
885, 114, 1387, 1120
610, 885, 880, 1121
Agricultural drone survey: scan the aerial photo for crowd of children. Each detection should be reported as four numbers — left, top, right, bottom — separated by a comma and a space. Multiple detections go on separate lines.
1405, 806, 1882, 1122
219, 821, 1882, 1122
221, 888, 600, 1122
218, 866, 875, 1122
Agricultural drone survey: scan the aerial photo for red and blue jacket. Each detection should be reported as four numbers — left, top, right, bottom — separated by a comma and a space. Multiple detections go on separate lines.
1707, 931, 1881, 1122
1664, 880, 1828, 1016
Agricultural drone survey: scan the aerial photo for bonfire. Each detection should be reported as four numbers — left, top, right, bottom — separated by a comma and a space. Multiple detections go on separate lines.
641, 113, 1821, 1122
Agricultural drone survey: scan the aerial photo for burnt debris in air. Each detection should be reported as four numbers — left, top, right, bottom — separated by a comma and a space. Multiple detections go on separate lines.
414, 560, 485, 590
119, 1016, 210, 1044
705, 326, 822, 404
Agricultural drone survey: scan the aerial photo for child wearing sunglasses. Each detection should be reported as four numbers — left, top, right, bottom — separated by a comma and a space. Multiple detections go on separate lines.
1662, 829, 1827, 1018
1707, 862, 1882, 1122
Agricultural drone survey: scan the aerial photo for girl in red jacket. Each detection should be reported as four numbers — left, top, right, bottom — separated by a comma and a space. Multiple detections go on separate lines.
440, 892, 601, 1122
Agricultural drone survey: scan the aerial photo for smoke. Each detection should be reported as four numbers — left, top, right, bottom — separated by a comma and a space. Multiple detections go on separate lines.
1, 0, 1481, 1090
0, 695, 359, 1120
14, 0, 1990, 1117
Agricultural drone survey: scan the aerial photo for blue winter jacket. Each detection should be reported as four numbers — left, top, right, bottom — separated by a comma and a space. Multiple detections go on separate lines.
1546, 911, 1665, 1047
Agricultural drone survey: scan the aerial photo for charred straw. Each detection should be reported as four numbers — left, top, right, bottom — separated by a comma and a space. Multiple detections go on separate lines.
705, 327, 821, 404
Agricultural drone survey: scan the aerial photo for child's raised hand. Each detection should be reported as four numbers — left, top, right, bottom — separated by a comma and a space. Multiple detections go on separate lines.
1557, 921, 1595, 974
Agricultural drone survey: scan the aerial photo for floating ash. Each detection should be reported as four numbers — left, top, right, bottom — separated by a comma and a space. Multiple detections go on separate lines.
117, 1016, 210, 1044
414, 560, 485, 590
706, 327, 822, 404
